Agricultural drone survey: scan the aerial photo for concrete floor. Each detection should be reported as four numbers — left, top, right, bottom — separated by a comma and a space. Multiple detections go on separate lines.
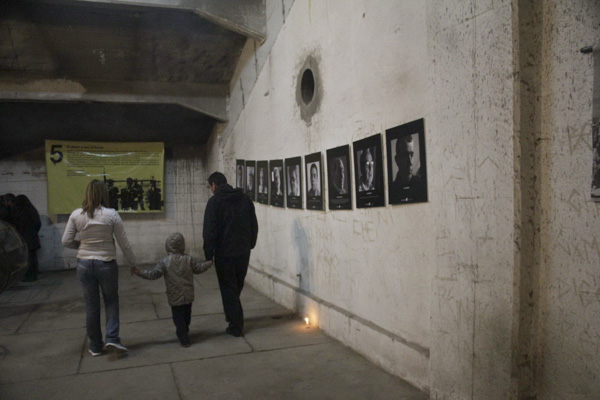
0, 267, 427, 400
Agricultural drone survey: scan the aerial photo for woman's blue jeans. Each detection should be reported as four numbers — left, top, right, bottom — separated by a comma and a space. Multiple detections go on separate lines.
77, 259, 120, 352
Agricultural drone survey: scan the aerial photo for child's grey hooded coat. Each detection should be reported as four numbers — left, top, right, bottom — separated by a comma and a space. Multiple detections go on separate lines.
137, 232, 212, 306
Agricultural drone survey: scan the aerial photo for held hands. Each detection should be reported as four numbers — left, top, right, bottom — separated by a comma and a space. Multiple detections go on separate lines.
130, 266, 140, 276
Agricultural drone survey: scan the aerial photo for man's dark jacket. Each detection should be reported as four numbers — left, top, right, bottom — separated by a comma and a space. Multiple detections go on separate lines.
203, 183, 258, 260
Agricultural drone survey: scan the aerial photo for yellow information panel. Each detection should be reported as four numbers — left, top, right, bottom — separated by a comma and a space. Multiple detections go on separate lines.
45, 140, 164, 214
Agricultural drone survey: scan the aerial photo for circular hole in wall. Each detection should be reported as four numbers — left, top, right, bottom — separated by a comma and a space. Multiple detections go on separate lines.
296, 54, 321, 124
301, 69, 315, 105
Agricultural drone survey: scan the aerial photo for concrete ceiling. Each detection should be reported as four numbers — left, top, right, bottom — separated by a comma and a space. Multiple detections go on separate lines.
0, 0, 266, 159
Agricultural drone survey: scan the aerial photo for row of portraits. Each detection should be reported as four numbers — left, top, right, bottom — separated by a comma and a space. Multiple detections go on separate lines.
236, 118, 427, 210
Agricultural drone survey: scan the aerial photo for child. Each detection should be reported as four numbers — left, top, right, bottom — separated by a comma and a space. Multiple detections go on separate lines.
132, 232, 212, 347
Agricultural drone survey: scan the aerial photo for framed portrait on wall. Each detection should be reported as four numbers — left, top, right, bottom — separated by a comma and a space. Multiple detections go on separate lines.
270, 159, 285, 208
285, 156, 302, 209
353, 134, 385, 208
236, 159, 245, 189
326, 145, 352, 210
245, 160, 256, 201
305, 152, 324, 210
592, 113, 600, 201
256, 160, 269, 205
386, 118, 428, 205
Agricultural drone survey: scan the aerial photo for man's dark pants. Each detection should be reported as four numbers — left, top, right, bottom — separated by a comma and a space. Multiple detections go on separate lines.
171, 303, 192, 344
215, 252, 250, 333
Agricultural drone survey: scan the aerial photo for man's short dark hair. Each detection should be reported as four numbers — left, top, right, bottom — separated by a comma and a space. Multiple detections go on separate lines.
396, 134, 414, 153
208, 172, 227, 186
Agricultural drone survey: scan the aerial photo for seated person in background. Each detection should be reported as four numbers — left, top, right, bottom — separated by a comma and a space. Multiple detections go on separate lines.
0, 193, 15, 223
132, 232, 212, 347
13, 195, 42, 282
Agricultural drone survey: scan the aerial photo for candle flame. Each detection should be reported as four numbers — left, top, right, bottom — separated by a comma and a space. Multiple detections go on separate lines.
305, 317, 309, 325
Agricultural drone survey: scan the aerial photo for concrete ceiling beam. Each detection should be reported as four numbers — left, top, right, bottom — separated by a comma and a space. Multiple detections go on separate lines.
0, 79, 228, 122
68, 0, 267, 42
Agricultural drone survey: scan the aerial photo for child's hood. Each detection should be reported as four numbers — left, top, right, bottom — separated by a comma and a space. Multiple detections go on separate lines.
166, 232, 185, 255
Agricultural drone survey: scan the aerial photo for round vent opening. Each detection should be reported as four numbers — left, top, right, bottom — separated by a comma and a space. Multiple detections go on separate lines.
301, 69, 315, 105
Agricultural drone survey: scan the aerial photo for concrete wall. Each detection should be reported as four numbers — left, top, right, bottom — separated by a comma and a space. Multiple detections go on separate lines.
0, 146, 208, 269
206, 0, 600, 398
208, 0, 440, 393
427, 0, 516, 398
537, 1, 600, 399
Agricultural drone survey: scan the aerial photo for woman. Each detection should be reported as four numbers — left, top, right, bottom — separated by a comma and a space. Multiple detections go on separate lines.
62, 180, 136, 357
13, 195, 42, 282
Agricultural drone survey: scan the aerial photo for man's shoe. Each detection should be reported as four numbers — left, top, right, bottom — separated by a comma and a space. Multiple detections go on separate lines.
179, 334, 191, 347
89, 349, 102, 357
104, 342, 128, 354
225, 327, 243, 337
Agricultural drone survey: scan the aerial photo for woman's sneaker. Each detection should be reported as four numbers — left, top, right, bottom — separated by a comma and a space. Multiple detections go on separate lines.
89, 349, 102, 357
104, 342, 128, 354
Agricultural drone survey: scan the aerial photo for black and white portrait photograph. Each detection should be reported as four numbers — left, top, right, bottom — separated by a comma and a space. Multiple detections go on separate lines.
257, 160, 269, 205
326, 145, 352, 210
353, 134, 385, 208
270, 159, 284, 208
285, 157, 302, 209
592, 116, 600, 201
236, 159, 245, 189
305, 152, 324, 210
245, 160, 256, 201
386, 118, 428, 205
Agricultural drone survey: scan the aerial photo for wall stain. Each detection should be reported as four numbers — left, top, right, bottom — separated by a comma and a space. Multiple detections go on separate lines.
292, 219, 310, 292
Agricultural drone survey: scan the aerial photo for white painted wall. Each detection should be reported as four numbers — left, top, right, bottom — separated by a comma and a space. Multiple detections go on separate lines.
206, 0, 600, 398
209, 0, 438, 392
0, 146, 209, 270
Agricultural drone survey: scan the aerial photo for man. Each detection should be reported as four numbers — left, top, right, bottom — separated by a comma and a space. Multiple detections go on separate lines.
288, 166, 300, 196
390, 135, 426, 203
236, 165, 244, 188
331, 158, 347, 195
106, 179, 120, 210
246, 166, 255, 195
203, 172, 258, 337
358, 148, 375, 192
272, 167, 283, 196
132, 179, 145, 210
307, 163, 320, 196
147, 179, 162, 210
258, 167, 267, 194
120, 178, 134, 211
